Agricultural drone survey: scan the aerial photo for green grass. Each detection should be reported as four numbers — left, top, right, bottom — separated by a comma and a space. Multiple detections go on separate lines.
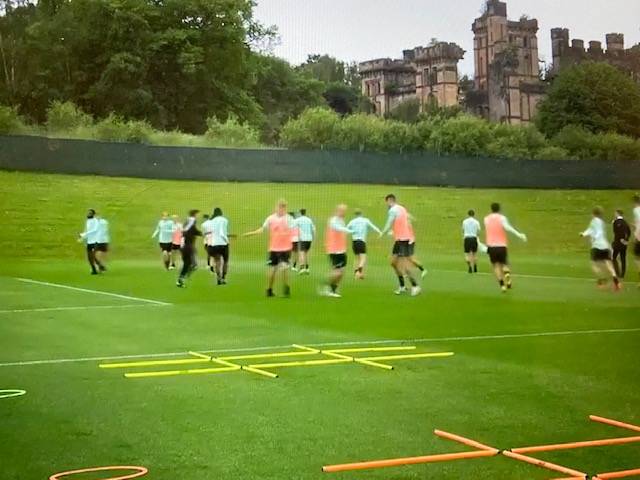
0, 171, 639, 480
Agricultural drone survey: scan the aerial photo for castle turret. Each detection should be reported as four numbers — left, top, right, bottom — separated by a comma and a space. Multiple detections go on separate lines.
551, 28, 569, 73
588, 41, 603, 54
606, 33, 625, 53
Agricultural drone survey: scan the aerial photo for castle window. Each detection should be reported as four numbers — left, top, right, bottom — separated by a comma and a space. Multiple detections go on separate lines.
523, 36, 529, 47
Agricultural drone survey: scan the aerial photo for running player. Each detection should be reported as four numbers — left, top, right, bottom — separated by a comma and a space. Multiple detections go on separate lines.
462, 210, 481, 273
347, 209, 381, 279
634, 194, 640, 286
151, 212, 175, 270
95, 213, 110, 271
295, 209, 316, 274
78, 208, 101, 275
176, 210, 202, 288
201, 214, 214, 273
202, 214, 212, 270
380, 194, 421, 296
243, 199, 294, 297
611, 209, 631, 279
581, 206, 621, 291
484, 203, 527, 293
290, 211, 301, 272
209, 207, 230, 285
170, 215, 182, 270
407, 220, 427, 278
322, 204, 353, 297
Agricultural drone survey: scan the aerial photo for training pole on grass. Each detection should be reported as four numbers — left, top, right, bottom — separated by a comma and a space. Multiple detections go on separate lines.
322, 449, 497, 473
590, 415, 640, 433
593, 468, 640, 479
501, 451, 587, 478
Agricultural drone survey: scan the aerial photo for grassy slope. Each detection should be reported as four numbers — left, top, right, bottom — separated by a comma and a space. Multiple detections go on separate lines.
0, 171, 638, 480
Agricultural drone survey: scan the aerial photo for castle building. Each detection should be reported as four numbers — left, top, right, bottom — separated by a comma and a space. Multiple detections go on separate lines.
359, 42, 465, 116
550, 29, 640, 82
469, 0, 546, 124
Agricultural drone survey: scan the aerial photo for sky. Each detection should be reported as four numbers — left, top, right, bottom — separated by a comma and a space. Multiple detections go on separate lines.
254, 0, 640, 76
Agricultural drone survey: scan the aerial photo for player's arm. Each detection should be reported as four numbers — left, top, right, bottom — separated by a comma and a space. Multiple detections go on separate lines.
244, 218, 269, 237
580, 220, 595, 239
502, 216, 527, 241
331, 218, 352, 234
151, 222, 160, 239
78, 221, 97, 241
380, 209, 397, 236
367, 219, 382, 235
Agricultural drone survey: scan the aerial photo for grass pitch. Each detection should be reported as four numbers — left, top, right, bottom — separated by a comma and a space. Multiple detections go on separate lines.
0, 171, 639, 480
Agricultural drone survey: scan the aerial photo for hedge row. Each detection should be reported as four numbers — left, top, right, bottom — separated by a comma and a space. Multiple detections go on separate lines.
280, 108, 640, 161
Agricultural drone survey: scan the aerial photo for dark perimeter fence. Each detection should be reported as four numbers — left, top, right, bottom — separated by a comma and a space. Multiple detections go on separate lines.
1, 135, 639, 189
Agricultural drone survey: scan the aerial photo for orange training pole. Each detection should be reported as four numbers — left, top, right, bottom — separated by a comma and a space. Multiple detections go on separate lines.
502, 451, 586, 478
594, 468, 640, 479
512, 435, 640, 454
434, 430, 498, 452
590, 415, 640, 433
322, 449, 496, 473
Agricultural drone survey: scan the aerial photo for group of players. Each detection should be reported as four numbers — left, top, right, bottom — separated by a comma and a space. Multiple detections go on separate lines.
79, 194, 640, 296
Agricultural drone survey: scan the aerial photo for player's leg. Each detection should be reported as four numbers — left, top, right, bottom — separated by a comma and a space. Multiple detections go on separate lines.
604, 258, 621, 291
391, 253, 406, 294
400, 257, 421, 296
619, 245, 627, 279
357, 253, 367, 279
279, 258, 291, 297
221, 246, 229, 283
86, 245, 98, 275
177, 247, 191, 287
266, 261, 277, 297
612, 246, 621, 278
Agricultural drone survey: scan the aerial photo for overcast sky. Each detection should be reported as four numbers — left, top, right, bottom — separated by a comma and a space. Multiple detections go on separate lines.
254, 0, 640, 76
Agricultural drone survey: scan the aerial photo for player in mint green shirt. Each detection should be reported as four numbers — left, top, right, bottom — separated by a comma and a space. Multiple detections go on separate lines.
347, 209, 381, 279
152, 212, 175, 270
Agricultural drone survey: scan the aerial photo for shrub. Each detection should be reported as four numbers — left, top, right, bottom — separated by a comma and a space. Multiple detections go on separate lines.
331, 114, 387, 152
388, 99, 421, 124
0, 105, 27, 134
280, 108, 340, 149
534, 146, 572, 161
427, 115, 492, 155
587, 133, 640, 161
486, 124, 548, 159
94, 114, 152, 144
205, 115, 261, 148
46, 101, 93, 132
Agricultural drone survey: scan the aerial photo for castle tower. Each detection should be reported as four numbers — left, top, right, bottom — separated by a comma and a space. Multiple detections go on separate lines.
412, 42, 465, 108
606, 33, 625, 53
551, 28, 570, 74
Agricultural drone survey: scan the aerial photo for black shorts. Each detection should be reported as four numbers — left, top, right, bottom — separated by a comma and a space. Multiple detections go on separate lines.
268, 251, 291, 266
591, 248, 612, 262
635, 241, 640, 258
329, 253, 347, 269
392, 240, 412, 258
464, 237, 479, 254
292, 242, 300, 251
171, 243, 181, 251
160, 242, 172, 253
209, 245, 229, 262
299, 241, 312, 252
352, 240, 367, 255
96, 243, 109, 252
408, 242, 415, 256
487, 246, 508, 265
86, 243, 97, 252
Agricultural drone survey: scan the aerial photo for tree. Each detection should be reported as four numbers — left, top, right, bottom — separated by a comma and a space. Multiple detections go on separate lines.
251, 55, 325, 142
536, 62, 640, 138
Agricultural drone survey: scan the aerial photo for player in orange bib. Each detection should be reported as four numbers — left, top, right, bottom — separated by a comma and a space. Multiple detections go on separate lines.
322, 204, 353, 298
243, 199, 295, 297
380, 194, 422, 296
484, 203, 527, 293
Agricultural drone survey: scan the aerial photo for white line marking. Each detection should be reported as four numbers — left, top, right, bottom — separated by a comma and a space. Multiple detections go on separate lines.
0, 304, 164, 314
0, 327, 638, 368
436, 269, 593, 282
15, 278, 172, 306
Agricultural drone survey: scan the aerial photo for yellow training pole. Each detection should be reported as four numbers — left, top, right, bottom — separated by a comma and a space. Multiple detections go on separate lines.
125, 366, 239, 379
512, 436, 640, 454
324, 346, 416, 354
322, 350, 393, 370
249, 358, 351, 369
363, 352, 454, 362
100, 358, 209, 369
219, 350, 317, 361
242, 366, 278, 378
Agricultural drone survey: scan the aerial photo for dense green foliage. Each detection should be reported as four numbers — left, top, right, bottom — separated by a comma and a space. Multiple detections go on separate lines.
281, 108, 640, 160
537, 62, 640, 138
0, 0, 342, 139
1, 171, 639, 480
